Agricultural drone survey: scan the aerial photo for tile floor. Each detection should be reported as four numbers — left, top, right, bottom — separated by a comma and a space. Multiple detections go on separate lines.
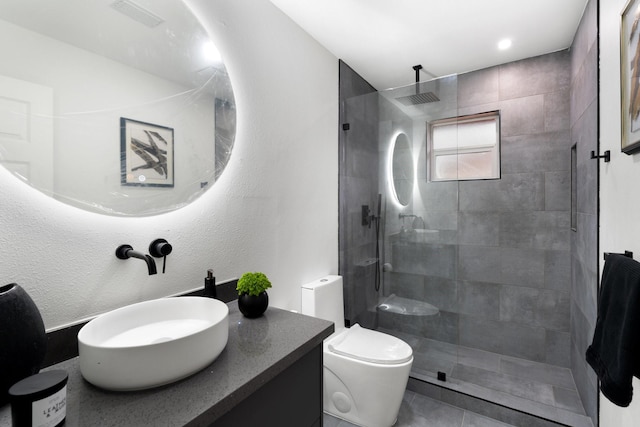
323, 389, 517, 427
379, 329, 593, 427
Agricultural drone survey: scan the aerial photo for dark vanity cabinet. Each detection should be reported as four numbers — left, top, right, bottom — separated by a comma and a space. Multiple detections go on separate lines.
210, 345, 323, 427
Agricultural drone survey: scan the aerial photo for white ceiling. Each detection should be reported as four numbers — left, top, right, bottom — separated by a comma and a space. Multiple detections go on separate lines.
270, 0, 589, 90
0, 0, 225, 89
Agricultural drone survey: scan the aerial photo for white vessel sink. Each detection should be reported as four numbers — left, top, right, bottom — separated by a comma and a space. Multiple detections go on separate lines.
78, 296, 229, 391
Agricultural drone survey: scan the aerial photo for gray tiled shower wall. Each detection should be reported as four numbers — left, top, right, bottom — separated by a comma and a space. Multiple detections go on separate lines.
381, 49, 574, 368
569, 0, 599, 424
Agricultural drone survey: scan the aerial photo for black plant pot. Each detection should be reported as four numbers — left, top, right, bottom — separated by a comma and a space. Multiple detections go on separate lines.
0, 283, 47, 405
238, 291, 269, 318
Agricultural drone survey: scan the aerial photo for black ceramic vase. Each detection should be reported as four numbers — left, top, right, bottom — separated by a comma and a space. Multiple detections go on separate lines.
238, 291, 269, 318
0, 283, 47, 405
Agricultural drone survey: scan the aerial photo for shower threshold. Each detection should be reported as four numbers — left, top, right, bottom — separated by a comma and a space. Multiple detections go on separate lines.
378, 329, 594, 427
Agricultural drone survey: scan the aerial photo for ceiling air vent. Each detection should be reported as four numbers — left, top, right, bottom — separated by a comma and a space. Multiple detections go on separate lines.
110, 0, 165, 28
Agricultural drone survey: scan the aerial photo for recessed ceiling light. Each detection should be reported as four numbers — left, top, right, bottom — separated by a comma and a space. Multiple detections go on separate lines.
498, 39, 512, 50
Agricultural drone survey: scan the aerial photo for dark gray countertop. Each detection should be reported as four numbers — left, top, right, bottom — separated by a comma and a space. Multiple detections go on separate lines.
0, 302, 333, 427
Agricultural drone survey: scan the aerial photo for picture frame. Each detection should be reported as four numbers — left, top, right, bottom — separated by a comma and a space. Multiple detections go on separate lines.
621, 0, 640, 154
120, 117, 174, 187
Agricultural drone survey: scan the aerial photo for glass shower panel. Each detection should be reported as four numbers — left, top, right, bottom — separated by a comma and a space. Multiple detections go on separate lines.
374, 75, 461, 383
340, 56, 586, 425
339, 89, 381, 330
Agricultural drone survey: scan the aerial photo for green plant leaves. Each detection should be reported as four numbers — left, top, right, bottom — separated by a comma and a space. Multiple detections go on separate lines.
236, 272, 272, 296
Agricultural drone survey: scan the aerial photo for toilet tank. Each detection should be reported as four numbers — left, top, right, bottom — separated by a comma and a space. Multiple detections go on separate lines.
301, 275, 344, 329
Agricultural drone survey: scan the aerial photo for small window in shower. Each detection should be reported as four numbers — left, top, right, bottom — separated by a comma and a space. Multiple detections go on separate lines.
427, 111, 500, 182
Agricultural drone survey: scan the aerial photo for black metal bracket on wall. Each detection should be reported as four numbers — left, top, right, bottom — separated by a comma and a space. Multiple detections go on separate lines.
604, 250, 634, 260
590, 150, 610, 162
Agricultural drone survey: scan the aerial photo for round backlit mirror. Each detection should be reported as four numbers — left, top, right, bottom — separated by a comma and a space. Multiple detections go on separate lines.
391, 133, 414, 206
0, 0, 236, 216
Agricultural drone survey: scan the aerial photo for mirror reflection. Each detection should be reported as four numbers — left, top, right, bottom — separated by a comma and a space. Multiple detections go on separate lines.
391, 133, 413, 206
0, 0, 236, 216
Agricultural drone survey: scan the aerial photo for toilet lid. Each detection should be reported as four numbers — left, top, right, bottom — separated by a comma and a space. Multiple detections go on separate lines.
327, 324, 413, 365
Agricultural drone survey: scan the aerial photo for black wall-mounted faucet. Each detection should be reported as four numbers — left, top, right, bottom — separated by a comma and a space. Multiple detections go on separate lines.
115, 245, 157, 275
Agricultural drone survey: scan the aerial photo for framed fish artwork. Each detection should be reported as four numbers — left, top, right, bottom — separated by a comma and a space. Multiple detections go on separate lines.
621, 0, 640, 154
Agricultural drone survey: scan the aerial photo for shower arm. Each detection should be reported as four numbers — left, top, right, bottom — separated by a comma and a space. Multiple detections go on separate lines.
413, 65, 423, 83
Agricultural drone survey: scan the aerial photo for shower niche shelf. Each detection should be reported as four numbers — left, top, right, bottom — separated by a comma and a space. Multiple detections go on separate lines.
377, 294, 439, 316
355, 258, 378, 267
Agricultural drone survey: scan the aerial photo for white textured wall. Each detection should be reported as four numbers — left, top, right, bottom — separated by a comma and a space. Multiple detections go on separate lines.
600, 0, 640, 424
0, 0, 338, 330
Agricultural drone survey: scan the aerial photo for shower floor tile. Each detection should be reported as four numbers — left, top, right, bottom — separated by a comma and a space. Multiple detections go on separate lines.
499, 356, 575, 389
378, 329, 593, 427
323, 390, 518, 427
450, 364, 557, 406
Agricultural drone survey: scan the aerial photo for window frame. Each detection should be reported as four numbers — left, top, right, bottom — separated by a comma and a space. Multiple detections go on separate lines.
427, 110, 501, 182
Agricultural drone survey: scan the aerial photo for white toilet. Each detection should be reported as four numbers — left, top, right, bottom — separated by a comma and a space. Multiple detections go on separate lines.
301, 275, 413, 427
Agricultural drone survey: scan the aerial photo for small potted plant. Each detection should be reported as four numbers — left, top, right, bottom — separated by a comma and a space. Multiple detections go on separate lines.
236, 272, 272, 318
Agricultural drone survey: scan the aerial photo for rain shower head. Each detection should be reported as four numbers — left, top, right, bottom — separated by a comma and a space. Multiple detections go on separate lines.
395, 92, 440, 106
395, 64, 440, 106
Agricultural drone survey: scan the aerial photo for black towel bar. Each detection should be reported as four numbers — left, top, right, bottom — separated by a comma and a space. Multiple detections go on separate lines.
604, 251, 634, 260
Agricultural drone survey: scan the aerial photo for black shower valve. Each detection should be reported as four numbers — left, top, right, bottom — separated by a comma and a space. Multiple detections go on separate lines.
362, 205, 371, 227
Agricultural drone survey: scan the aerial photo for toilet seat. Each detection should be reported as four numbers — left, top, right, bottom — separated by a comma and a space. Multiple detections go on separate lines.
327, 324, 413, 365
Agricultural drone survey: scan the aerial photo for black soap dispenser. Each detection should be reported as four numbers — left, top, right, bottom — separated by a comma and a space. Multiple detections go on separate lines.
204, 269, 217, 299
